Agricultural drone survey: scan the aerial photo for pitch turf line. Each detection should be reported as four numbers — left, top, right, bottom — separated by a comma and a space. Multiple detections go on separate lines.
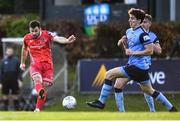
0, 112, 180, 120
1, 120, 180, 121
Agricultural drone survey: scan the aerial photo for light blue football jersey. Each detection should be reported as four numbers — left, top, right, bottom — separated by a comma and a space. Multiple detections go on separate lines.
126, 26, 153, 70
146, 31, 159, 66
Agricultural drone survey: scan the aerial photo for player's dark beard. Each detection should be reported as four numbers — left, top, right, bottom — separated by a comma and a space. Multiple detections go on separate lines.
32, 33, 40, 38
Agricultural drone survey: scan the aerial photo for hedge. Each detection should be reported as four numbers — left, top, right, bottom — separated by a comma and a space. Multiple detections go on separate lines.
1, 15, 180, 64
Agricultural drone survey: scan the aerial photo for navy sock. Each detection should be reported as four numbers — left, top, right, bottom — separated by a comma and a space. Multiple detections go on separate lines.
98, 79, 113, 104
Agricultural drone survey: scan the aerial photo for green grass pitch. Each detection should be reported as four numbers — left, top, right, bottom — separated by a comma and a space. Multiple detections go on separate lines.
0, 112, 180, 120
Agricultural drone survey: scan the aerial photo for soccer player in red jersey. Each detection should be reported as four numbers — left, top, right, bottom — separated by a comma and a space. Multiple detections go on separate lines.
20, 20, 76, 112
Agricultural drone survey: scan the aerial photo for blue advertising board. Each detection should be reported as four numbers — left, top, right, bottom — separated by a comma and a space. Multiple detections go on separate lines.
84, 4, 110, 26
84, 4, 110, 36
77, 59, 180, 93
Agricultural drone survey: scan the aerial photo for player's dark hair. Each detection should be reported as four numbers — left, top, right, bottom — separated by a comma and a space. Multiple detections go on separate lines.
29, 20, 41, 28
128, 8, 145, 23
144, 14, 152, 22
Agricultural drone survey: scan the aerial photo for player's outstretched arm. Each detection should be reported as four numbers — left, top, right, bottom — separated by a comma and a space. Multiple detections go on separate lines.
53, 35, 76, 44
20, 44, 28, 71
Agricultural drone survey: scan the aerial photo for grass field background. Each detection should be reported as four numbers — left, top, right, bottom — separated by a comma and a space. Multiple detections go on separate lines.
44, 93, 180, 112
0, 112, 180, 120
1, 93, 179, 120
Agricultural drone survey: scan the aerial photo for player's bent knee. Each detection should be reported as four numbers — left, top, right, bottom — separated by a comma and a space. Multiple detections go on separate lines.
114, 78, 128, 89
32, 74, 42, 83
140, 86, 154, 95
105, 70, 117, 80
105, 71, 113, 80
114, 84, 122, 89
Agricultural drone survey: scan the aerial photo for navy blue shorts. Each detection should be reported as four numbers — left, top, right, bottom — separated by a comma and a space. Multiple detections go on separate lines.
123, 65, 149, 83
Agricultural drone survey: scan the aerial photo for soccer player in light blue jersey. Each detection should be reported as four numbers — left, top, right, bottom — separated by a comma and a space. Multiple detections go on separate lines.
114, 14, 162, 112
86, 8, 177, 112
143, 14, 162, 54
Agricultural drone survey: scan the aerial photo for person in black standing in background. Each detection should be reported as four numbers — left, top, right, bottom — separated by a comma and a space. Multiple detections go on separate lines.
0, 47, 22, 110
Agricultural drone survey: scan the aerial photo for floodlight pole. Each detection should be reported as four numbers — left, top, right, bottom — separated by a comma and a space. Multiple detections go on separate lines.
170, 0, 176, 21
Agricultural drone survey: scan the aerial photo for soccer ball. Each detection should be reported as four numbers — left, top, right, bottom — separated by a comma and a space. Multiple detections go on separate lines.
62, 96, 77, 109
